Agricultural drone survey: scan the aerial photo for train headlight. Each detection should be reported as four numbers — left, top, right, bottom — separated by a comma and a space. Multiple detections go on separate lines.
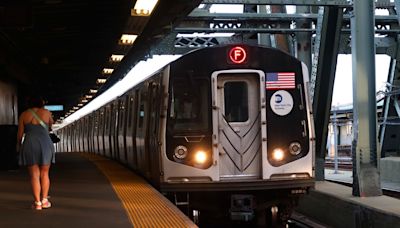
289, 142, 301, 156
174, 145, 188, 160
272, 148, 284, 161
194, 150, 207, 164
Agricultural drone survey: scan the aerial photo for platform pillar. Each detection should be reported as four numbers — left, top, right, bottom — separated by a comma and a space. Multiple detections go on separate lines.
350, 0, 382, 197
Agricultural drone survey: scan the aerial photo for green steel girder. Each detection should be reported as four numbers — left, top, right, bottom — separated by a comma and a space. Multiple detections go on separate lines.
312, 6, 343, 180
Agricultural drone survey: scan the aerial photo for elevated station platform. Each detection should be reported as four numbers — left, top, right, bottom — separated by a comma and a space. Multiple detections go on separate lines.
295, 168, 400, 227
0, 152, 196, 228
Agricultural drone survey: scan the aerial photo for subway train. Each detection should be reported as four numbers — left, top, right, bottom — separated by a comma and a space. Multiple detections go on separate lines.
56, 44, 315, 225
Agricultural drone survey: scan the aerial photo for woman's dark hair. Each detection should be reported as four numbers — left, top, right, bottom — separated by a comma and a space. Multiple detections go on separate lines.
27, 96, 45, 108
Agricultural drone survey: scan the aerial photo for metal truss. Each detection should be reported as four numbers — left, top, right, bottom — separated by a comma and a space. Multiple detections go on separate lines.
175, 36, 219, 47
173, 10, 400, 53
201, 0, 394, 7
178, 11, 400, 34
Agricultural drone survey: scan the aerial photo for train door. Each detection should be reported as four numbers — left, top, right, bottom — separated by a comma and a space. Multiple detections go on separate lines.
110, 101, 119, 159
212, 70, 267, 180
147, 79, 162, 183
126, 91, 138, 169
136, 85, 149, 176
79, 119, 84, 152
93, 111, 100, 154
117, 96, 128, 164
104, 105, 112, 157
98, 108, 105, 156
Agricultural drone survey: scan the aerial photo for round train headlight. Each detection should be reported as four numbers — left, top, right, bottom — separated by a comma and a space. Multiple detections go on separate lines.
174, 145, 188, 160
272, 148, 284, 161
289, 142, 301, 156
194, 150, 207, 164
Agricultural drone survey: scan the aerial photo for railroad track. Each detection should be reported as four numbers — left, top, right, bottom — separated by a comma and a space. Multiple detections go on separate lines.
324, 162, 352, 170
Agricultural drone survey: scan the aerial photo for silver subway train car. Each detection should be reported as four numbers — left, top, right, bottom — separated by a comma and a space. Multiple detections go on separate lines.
57, 44, 315, 226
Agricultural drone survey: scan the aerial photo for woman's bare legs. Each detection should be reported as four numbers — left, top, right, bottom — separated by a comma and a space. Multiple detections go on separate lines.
40, 165, 51, 200
28, 165, 41, 203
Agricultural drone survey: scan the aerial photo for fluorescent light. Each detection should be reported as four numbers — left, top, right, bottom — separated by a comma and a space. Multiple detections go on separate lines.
60, 55, 181, 128
77, 103, 83, 107
81, 99, 88, 103
90, 89, 98, 94
85, 95, 93, 99
110, 54, 124, 62
132, 0, 158, 16
97, 78, 107, 84
120, 34, 137, 45
103, 68, 114, 74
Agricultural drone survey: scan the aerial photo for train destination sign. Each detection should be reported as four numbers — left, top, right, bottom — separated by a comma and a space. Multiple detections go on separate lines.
228, 46, 247, 64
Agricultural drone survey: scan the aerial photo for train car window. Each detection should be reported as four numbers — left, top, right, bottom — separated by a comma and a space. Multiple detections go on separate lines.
138, 103, 145, 128
169, 79, 209, 131
224, 81, 249, 122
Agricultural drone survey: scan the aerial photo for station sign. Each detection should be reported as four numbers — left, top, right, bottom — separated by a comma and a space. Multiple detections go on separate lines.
45, 105, 64, 111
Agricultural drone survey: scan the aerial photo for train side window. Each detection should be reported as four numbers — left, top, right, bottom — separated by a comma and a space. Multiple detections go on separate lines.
224, 81, 249, 122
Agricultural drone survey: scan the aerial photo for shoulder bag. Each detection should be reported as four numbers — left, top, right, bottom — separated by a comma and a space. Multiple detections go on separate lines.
28, 109, 60, 143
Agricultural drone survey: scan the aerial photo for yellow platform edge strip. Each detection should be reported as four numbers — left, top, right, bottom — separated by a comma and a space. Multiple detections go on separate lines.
80, 153, 197, 228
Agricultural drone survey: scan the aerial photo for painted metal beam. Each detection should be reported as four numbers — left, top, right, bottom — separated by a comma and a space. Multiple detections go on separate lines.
351, 0, 382, 197
311, 6, 343, 181
201, 0, 394, 7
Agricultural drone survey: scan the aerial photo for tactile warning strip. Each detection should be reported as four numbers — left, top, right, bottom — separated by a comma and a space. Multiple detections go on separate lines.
81, 153, 197, 228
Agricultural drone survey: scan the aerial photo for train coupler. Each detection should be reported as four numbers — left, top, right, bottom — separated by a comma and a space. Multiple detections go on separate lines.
230, 194, 255, 221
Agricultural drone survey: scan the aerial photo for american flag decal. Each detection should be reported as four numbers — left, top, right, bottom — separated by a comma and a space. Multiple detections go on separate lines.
266, 72, 296, 90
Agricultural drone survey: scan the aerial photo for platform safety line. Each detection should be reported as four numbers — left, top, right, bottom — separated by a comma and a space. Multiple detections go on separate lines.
80, 153, 197, 228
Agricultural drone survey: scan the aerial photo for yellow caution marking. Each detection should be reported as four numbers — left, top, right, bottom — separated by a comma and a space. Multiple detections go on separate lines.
81, 153, 197, 228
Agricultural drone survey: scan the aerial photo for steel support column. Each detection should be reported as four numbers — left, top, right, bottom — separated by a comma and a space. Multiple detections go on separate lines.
351, 0, 382, 197
311, 6, 343, 181
295, 6, 312, 71
379, 1, 400, 157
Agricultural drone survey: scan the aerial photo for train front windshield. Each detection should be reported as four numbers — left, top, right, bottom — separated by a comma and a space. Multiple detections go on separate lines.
168, 78, 210, 132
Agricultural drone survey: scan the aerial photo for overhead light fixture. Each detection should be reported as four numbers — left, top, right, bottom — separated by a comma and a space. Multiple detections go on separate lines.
110, 54, 124, 62
81, 99, 89, 103
119, 34, 137, 45
97, 78, 107, 84
131, 0, 158, 16
90, 89, 98, 94
85, 95, 93, 99
77, 103, 83, 107
73, 107, 79, 110
103, 68, 114, 74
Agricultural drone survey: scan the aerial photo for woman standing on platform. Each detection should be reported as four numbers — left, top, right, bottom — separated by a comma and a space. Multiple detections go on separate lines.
17, 96, 55, 210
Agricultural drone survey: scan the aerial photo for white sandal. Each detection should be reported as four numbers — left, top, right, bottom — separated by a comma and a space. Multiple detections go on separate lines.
33, 201, 42, 210
41, 198, 51, 209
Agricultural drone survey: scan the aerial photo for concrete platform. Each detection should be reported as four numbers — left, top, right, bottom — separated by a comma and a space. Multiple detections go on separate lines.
296, 181, 400, 228
0, 152, 196, 228
325, 167, 400, 192
0, 153, 132, 228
